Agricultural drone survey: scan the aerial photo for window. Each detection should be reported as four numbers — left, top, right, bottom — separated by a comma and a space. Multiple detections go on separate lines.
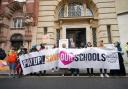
86, 8, 93, 16
13, 18, 24, 28
44, 27, 47, 35
68, 2, 84, 17
92, 28, 97, 47
107, 25, 112, 43
58, 1, 88, 18
56, 29, 60, 47
59, 7, 64, 17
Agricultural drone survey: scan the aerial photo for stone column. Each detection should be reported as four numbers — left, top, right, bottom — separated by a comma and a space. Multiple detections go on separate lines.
86, 25, 92, 43
62, 26, 66, 39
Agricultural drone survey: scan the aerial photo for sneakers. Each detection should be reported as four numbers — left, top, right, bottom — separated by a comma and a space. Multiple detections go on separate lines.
51, 70, 54, 72
100, 74, 109, 78
100, 74, 104, 78
77, 74, 79, 76
105, 74, 109, 78
62, 74, 64, 76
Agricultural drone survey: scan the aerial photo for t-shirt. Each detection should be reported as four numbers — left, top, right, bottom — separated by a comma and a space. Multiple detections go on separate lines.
7, 52, 17, 63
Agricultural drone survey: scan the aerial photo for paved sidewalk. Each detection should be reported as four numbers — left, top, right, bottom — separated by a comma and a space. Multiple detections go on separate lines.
1, 63, 128, 78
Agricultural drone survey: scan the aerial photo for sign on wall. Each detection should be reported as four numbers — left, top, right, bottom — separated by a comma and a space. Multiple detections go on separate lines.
59, 39, 69, 48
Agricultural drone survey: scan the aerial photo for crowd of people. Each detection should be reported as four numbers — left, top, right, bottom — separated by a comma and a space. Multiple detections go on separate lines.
0, 40, 128, 78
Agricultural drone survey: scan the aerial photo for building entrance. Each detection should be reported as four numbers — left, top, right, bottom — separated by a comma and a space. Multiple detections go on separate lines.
66, 28, 86, 48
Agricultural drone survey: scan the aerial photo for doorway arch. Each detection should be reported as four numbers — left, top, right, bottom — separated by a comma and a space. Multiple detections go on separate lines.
10, 33, 23, 50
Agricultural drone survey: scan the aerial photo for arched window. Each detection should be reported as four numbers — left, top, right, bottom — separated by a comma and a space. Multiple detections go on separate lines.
59, 7, 64, 17
86, 8, 93, 16
68, 2, 84, 17
58, 1, 93, 18
11, 34, 23, 41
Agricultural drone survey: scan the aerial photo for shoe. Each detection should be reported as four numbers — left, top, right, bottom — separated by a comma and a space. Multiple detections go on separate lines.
105, 74, 109, 78
52, 70, 54, 72
62, 74, 64, 76
71, 74, 74, 76
100, 74, 104, 78
9, 74, 12, 78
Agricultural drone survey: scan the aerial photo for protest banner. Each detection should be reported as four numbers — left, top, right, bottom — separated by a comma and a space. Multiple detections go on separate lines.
58, 48, 119, 69
19, 48, 119, 75
0, 60, 9, 71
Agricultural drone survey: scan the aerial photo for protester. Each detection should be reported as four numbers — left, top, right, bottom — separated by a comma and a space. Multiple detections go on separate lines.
51, 44, 59, 72
30, 45, 38, 52
86, 42, 94, 76
98, 40, 109, 77
39, 44, 46, 75
69, 39, 79, 76
7, 49, 17, 78
125, 42, 128, 57
60, 43, 69, 76
110, 41, 126, 76
16, 48, 27, 77
0, 48, 6, 60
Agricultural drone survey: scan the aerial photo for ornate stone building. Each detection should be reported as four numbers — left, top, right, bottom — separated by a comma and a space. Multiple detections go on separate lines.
0, 0, 38, 50
37, 0, 119, 48
0, 0, 124, 50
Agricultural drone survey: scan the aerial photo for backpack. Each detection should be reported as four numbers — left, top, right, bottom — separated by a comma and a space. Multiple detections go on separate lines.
0, 48, 6, 60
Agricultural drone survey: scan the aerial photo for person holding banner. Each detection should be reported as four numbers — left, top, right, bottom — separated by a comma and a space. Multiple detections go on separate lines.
69, 38, 80, 76
125, 42, 128, 57
16, 48, 27, 78
110, 41, 126, 76
39, 44, 46, 75
60, 43, 69, 76
99, 40, 109, 77
86, 42, 94, 76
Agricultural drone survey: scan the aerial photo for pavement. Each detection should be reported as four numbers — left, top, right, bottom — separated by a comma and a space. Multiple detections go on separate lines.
0, 77, 128, 89
0, 64, 128, 89
1, 62, 128, 77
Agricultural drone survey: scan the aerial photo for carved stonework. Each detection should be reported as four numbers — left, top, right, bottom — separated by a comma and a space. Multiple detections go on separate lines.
0, 35, 7, 42
24, 30, 32, 41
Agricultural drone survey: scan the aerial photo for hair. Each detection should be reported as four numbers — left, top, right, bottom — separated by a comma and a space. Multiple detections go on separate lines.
87, 42, 92, 47
62, 43, 66, 48
40, 44, 45, 49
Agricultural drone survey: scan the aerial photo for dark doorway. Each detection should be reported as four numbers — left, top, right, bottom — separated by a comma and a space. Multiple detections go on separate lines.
10, 34, 23, 50
66, 28, 86, 48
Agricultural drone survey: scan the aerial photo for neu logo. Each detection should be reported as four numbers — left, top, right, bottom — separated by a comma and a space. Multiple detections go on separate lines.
59, 51, 75, 65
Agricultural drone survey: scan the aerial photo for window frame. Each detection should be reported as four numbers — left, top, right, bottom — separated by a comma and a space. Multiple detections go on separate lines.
11, 17, 24, 29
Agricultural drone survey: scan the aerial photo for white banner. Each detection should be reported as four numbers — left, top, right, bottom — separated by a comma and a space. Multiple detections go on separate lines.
58, 48, 119, 69
19, 48, 119, 75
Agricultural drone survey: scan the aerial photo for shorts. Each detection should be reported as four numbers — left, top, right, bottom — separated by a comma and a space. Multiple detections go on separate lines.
8, 62, 16, 70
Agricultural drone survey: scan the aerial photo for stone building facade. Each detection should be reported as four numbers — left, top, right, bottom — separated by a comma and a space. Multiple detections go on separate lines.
0, 0, 39, 50
0, 0, 121, 50
37, 0, 119, 48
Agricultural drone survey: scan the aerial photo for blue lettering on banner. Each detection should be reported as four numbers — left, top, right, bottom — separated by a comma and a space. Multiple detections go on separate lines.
74, 53, 106, 62
22, 56, 45, 68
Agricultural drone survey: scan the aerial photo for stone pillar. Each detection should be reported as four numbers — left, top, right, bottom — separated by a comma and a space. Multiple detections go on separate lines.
96, 0, 120, 44
62, 26, 66, 39
86, 25, 92, 43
